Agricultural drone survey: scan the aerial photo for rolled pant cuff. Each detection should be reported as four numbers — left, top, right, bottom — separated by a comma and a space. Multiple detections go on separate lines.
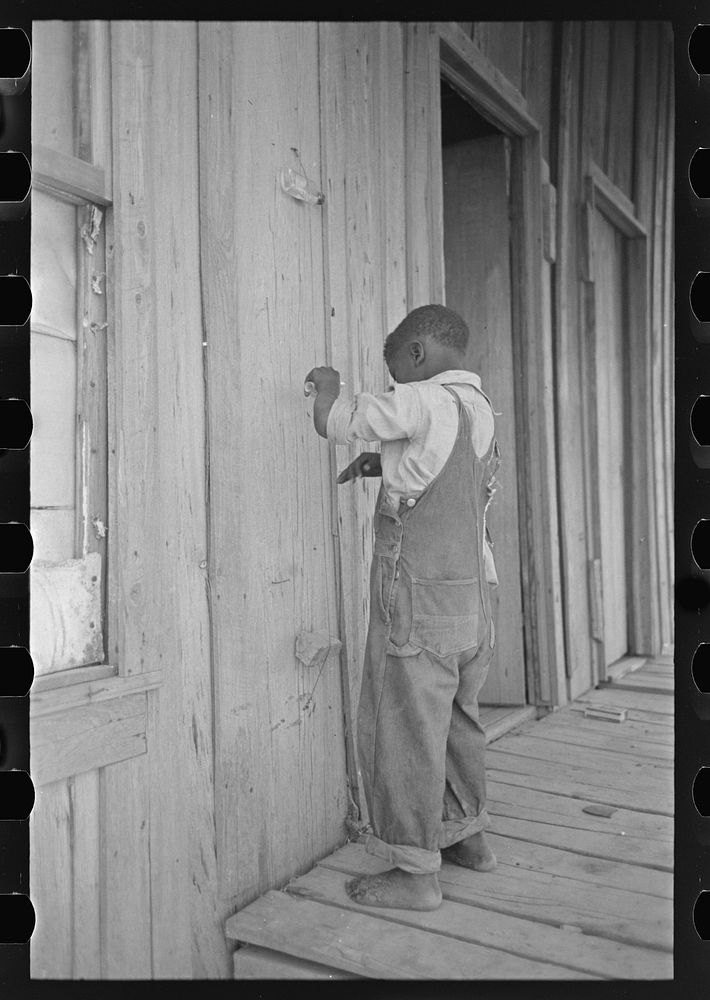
439, 809, 491, 850
362, 833, 441, 874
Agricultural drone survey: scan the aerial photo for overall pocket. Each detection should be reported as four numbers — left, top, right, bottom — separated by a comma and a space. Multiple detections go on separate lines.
410, 577, 480, 658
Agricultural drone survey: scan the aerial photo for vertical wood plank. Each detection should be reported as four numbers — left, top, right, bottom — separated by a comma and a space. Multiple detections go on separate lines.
112, 19, 219, 976
605, 22, 636, 198
110, 22, 158, 675
660, 32, 675, 653
30, 780, 73, 978
378, 23, 409, 337
509, 131, 566, 705
586, 22, 611, 172
405, 23, 444, 307
625, 233, 659, 657
142, 21, 202, 978
473, 22, 525, 92
649, 27, 672, 654
632, 22, 660, 229
320, 22, 409, 829
70, 770, 101, 979
630, 21, 666, 658
579, 23, 610, 685
75, 23, 92, 161
553, 23, 594, 700
88, 21, 113, 194
522, 22, 554, 165
100, 754, 151, 978
201, 21, 347, 910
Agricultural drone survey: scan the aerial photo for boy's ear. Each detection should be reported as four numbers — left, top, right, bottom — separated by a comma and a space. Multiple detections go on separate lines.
409, 339, 425, 365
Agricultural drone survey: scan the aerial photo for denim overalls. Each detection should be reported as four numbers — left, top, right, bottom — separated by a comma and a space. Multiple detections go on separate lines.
357, 384, 501, 874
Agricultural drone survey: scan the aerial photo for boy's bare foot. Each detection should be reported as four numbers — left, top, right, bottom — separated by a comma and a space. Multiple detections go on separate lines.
442, 831, 497, 872
345, 869, 442, 910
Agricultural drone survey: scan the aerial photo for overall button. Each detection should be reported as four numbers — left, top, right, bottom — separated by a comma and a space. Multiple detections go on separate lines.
406, 498, 416, 507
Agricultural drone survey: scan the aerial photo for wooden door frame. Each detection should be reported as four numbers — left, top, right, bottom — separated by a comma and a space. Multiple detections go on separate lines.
581, 162, 660, 675
435, 22, 566, 706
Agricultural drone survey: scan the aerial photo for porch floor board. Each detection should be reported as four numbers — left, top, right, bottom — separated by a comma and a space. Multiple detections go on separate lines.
230, 679, 673, 980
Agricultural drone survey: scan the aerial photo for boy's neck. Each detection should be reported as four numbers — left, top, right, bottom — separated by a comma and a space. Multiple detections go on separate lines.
418, 358, 471, 381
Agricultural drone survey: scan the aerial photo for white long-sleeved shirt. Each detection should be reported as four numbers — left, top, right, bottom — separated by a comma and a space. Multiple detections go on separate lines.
327, 370, 499, 584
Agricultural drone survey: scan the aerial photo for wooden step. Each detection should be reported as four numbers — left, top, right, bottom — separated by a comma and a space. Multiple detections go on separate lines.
234, 943, 360, 979
227, 888, 600, 979
228, 681, 674, 981
278, 864, 670, 979
322, 844, 673, 952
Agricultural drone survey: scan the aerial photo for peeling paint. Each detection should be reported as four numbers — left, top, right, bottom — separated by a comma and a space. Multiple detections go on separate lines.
92, 516, 108, 539
80, 205, 103, 255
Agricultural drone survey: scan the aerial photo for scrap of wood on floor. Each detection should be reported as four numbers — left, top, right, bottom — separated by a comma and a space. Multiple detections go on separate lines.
230, 661, 673, 980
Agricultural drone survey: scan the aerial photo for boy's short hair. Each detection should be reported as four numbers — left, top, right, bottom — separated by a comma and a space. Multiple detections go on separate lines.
383, 304, 470, 362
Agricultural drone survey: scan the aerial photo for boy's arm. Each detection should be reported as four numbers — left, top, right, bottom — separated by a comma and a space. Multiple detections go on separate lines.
326, 382, 422, 446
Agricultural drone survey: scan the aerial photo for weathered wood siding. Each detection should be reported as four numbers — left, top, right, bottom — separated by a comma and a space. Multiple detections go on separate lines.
319, 23, 408, 820
32, 20, 231, 979
199, 21, 349, 910
458, 22, 555, 161
30, 20, 673, 980
458, 19, 674, 690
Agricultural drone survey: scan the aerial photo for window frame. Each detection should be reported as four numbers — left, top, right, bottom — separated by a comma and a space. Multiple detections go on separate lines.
30, 21, 116, 691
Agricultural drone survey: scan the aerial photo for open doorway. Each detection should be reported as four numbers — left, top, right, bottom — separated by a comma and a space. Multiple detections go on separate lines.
440, 79, 527, 708
592, 207, 630, 670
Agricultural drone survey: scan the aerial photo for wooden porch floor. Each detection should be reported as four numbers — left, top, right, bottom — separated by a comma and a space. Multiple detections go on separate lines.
230, 656, 673, 980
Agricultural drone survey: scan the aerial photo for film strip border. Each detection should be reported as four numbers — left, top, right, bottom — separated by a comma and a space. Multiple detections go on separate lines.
0, 8, 704, 992
680, 14, 710, 972
675, 17, 710, 960
0, 19, 34, 981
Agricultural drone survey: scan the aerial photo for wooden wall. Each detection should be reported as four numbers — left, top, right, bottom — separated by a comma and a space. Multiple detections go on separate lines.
31, 21, 232, 979
29, 20, 674, 980
457, 20, 674, 691
198, 21, 349, 909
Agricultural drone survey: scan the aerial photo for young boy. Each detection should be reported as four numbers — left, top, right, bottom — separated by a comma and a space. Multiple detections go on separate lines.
305, 304, 500, 911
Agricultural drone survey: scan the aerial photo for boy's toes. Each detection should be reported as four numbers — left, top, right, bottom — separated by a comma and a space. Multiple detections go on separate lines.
345, 876, 366, 901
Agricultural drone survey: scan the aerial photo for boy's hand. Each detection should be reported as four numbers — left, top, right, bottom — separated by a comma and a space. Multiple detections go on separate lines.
305, 366, 341, 397
337, 452, 382, 484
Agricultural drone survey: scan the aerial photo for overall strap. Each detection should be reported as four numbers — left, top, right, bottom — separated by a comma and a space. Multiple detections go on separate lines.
443, 382, 499, 463
443, 380, 500, 416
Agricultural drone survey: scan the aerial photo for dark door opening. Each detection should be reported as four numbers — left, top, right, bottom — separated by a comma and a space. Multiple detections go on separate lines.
593, 208, 630, 668
440, 80, 527, 706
